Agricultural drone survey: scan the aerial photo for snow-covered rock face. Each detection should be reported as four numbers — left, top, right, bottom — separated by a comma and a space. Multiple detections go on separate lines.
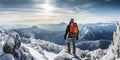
0, 31, 34, 60
113, 22, 120, 49
113, 22, 120, 57
101, 22, 120, 60
0, 30, 62, 60
4, 31, 21, 49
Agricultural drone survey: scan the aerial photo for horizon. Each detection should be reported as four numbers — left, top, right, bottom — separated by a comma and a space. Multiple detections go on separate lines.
0, 21, 117, 26
0, 0, 120, 24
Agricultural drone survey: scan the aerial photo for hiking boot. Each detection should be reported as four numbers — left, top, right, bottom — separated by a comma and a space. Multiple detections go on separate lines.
67, 43, 71, 54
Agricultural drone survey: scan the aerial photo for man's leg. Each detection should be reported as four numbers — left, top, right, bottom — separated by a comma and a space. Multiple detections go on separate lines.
72, 38, 76, 55
67, 42, 71, 54
67, 38, 71, 54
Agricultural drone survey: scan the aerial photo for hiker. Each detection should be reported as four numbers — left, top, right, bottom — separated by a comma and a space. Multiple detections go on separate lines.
64, 18, 79, 56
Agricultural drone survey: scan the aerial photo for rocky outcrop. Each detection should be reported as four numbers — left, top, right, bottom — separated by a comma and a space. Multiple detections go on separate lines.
3, 31, 33, 60
101, 22, 120, 60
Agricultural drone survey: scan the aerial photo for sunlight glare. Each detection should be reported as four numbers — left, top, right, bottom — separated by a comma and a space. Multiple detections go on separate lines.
41, 0, 55, 13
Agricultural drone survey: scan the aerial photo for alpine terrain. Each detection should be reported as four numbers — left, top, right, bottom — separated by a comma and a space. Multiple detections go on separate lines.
0, 22, 119, 60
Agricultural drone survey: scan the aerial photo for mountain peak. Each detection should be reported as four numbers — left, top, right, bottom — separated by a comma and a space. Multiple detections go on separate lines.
59, 22, 66, 25
31, 26, 38, 29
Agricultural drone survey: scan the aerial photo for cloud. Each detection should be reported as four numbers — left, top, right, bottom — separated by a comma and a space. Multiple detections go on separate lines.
54, 0, 120, 14
71, 11, 120, 24
0, 0, 120, 24
0, 0, 120, 14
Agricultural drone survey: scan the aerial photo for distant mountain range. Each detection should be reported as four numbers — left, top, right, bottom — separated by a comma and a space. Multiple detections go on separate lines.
0, 23, 116, 50
37, 22, 67, 31
76, 40, 111, 50
0, 22, 119, 60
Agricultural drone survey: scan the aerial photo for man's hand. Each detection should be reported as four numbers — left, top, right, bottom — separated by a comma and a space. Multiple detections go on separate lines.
76, 36, 78, 40
64, 35, 66, 40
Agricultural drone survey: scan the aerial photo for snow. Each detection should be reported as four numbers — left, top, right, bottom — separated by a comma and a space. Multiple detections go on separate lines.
0, 54, 15, 60
54, 49, 75, 60
83, 27, 89, 34
100, 22, 120, 60
44, 50, 57, 60
73, 22, 120, 60
6, 37, 15, 47
0, 41, 15, 60
23, 44, 47, 60
0, 22, 119, 60
22, 38, 63, 60
0, 41, 4, 56
54, 49, 83, 60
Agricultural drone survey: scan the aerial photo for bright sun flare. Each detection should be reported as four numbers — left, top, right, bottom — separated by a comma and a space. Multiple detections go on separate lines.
41, 0, 55, 13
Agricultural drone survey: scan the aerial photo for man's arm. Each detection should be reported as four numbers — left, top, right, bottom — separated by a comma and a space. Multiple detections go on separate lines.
76, 25, 79, 40
64, 25, 69, 40
76, 30, 79, 40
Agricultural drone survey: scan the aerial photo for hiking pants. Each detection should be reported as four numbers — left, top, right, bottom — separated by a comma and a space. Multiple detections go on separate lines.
66, 38, 76, 55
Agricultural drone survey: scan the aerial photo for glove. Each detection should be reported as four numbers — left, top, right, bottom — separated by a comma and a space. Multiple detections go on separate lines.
76, 36, 78, 40
64, 35, 66, 40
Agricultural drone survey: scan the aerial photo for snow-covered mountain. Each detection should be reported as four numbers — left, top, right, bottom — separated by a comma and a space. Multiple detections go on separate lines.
54, 22, 120, 60
4, 23, 115, 50
0, 22, 119, 60
76, 40, 111, 50
79, 23, 116, 40
37, 22, 67, 31
1, 23, 115, 41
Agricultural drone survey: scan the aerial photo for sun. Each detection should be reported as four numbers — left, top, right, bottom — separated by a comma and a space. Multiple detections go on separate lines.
41, 0, 55, 13
42, 3, 54, 11
34, 0, 57, 15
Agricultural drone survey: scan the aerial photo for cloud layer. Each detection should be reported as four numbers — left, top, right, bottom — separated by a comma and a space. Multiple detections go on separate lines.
0, 0, 120, 24
0, 0, 120, 13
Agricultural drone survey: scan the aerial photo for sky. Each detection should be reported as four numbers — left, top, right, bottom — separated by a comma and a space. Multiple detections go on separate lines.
0, 0, 120, 24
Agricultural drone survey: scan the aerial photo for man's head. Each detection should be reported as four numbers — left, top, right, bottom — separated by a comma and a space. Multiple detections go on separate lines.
70, 18, 74, 24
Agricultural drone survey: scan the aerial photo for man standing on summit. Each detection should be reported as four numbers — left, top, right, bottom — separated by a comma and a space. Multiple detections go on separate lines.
64, 18, 79, 56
